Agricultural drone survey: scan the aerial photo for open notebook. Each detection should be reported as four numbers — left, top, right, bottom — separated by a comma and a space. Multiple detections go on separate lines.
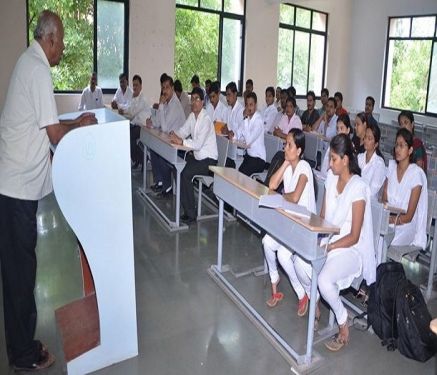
259, 194, 311, 219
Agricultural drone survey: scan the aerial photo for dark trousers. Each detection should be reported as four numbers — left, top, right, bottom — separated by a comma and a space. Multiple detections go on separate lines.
225, 158, 236, 168
238, 154, 266, 177
181, 153, 217, 218
150, 150, 173, 189
130, 125, 143, 165
0, 194, 40, 366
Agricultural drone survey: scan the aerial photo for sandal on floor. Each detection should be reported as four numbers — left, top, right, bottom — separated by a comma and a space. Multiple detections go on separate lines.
297, 295, 309, 317
325, 334, 348, 352
266, 292, 284, 307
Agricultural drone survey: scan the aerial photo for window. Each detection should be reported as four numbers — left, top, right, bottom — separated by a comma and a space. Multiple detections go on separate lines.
175, 0, 245, 92
277, 3, 328, 97
383, 15, 437, 116
27, 0, 129, 93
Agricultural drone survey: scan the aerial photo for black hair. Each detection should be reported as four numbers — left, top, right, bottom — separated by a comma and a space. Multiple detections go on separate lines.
160, 73, 168, 84
225, 81, 238, 93
289, 128, 305, 159
280, 88, 288, 95
174, 79, 183, 93
398, 110, 415, 126
161, 74, 174, 86
191, 87, 204, 101
396, 127, 414, 164
191, 74, 200, 84
330, 134, 361, 176
265, 86, 275, 96
366, 96, 375, 107
336, 114, 351, 131
287, 86, 296, 97
119, 72, 128, 81
132, 74, 142, 85
307, 91, 316, 101
334, 91, 343, 102
210, 82, 220, 94
245, 91, 257, 103
205, 79, 212, 86
321, 88, 329, 97
286, 96, 296, 108
366, 122, 384, 160
327, 97, 336, 106
246, 79, 253, 86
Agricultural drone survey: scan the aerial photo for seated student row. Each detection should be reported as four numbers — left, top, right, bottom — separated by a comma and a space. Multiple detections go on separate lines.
260, 127, 427, 353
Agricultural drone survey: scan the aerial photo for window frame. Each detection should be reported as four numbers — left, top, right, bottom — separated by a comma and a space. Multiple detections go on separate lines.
382, 14, 437, 117
175, 0, 246, 94
26, 0, 130, 94
278, 3, 328, 99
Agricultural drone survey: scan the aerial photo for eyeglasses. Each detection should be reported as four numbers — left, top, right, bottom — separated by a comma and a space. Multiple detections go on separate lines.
395, 142, 409, 149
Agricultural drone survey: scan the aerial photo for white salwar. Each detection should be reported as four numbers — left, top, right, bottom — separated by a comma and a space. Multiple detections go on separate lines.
262, 160, 316, 300
295, 170, 375, 325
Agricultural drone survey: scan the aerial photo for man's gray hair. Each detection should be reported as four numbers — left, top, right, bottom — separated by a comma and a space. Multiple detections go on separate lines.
33, 10, 59, 40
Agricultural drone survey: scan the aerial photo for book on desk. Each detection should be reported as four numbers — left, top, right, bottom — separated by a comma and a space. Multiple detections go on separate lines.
259, 194, 311, 219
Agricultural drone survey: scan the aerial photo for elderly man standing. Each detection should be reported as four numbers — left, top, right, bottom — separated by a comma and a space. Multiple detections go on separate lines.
0, 10, 96, 371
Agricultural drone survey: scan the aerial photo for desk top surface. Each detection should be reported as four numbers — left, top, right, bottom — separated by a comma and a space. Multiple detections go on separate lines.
210, 166, 339, 234
142, 127, 192, 151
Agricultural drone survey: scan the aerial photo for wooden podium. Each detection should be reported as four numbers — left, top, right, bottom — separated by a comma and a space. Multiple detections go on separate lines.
52, 108, 138, 374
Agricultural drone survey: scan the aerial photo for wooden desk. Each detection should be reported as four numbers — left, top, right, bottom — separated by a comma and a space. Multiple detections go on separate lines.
208, 166, 339, 366
138, 127, 192, 231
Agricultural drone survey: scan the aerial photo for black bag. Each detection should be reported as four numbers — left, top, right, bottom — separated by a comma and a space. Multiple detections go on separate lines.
263, 151, 284, 191
395, 279, 437, 362
367, 262, 406, 349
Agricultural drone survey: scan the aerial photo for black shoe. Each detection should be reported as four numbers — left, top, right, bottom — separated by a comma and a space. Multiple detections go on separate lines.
180, 214, 196, 224
151, 182, 163, 192
157, 186, 172, 198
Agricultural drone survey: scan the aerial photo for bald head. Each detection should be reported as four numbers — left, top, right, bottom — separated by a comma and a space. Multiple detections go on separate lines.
34, 10, 64, 67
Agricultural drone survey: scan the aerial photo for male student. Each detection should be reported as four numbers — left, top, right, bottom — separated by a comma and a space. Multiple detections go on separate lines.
206, 82, 228, 123
174, 79, 191, 119
243, 78, 254, 100
300, 90, 320, 129
147, 74, 185, 195
262, 86, 279, 133
334, 91, 348, 116
118, 74, 151, 168
365, 96, 375, 116
312, 97, 338, 139
169, 87, 218, 223
191, 74, 207, 106
111, 72, 133, 110
78, 72, 104, 110
318, 88, 329, 116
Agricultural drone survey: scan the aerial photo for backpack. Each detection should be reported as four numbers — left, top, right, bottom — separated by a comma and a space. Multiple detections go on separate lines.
367, 262, 406, 349
395, 279, 437, 362
263, 151, 284, 191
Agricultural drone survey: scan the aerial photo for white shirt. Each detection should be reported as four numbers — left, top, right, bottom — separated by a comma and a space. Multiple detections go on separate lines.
176, 109, 218, 161
153, 92, 186, 133
123, 92, 151, 126
206, 100, 227, 123
318, 114, 338, 139
235, 111, 266, 161
112, 86, 133, 110
0, 41, 58, 200
78, 85, 104, 110
179, 91, 191, 119
226, 100, 244, 133
262, 104, 278, 133
283, 159, 316, 213
324, 170, 376, 284
358, 152, 386, 199
219, 93, 227, 105
386, 160, 428, 249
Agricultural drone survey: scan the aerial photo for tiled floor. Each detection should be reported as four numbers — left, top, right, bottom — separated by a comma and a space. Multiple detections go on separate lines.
1, 170, 436, 374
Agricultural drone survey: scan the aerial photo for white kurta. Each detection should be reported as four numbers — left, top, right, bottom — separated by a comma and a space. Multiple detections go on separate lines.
262, 104, 279, 133
386, 160, 427, 249
358, 152, 386, 199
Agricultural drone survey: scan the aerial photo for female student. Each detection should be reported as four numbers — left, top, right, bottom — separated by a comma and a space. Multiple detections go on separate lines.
352, 112, 376, 154
262, 129, 316, 314
229, 92, 266, 176
320, 114, 352, 177
357, 123, 386, 199
398, 110, 427, 173
383, 128, 427, 250
272, 96, 302, 139
295, 134, 375, 351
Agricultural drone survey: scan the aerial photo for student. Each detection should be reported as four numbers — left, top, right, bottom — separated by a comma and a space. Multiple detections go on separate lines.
243, 78, 254, 100
262, 129, 316, 314
174, 79, 191, 119
286, 86, 300, 115
78, 72, 104, 110
275, 86, 282, 109
118, 74, 151, 169
383, 128, 427, 250
206, 82, 227, 124
295, 134, 375, 352
190, 74, 207, 103
229, 92, 266, 176
263, 86, 280, 133
300, 91, 320, 130
364, 96, 375, 117
357, 123, 386, 199
111, 72, 133, 110
398, 110, 427, 173
222, 81, 244, 168
352, 112, 376, 154
312, 97, 338, 139
147, 73, 185, 195
334, 91, 348, 117
169, 87, 218, 223
320, 114, 352, 177
273, 97, 302, 139
318, 88, 329, 116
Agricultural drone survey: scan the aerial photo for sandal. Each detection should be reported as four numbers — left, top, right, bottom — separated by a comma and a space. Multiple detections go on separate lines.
266, 292, 284, 307
297, 295, 309, 317
325, 333, 349, 352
